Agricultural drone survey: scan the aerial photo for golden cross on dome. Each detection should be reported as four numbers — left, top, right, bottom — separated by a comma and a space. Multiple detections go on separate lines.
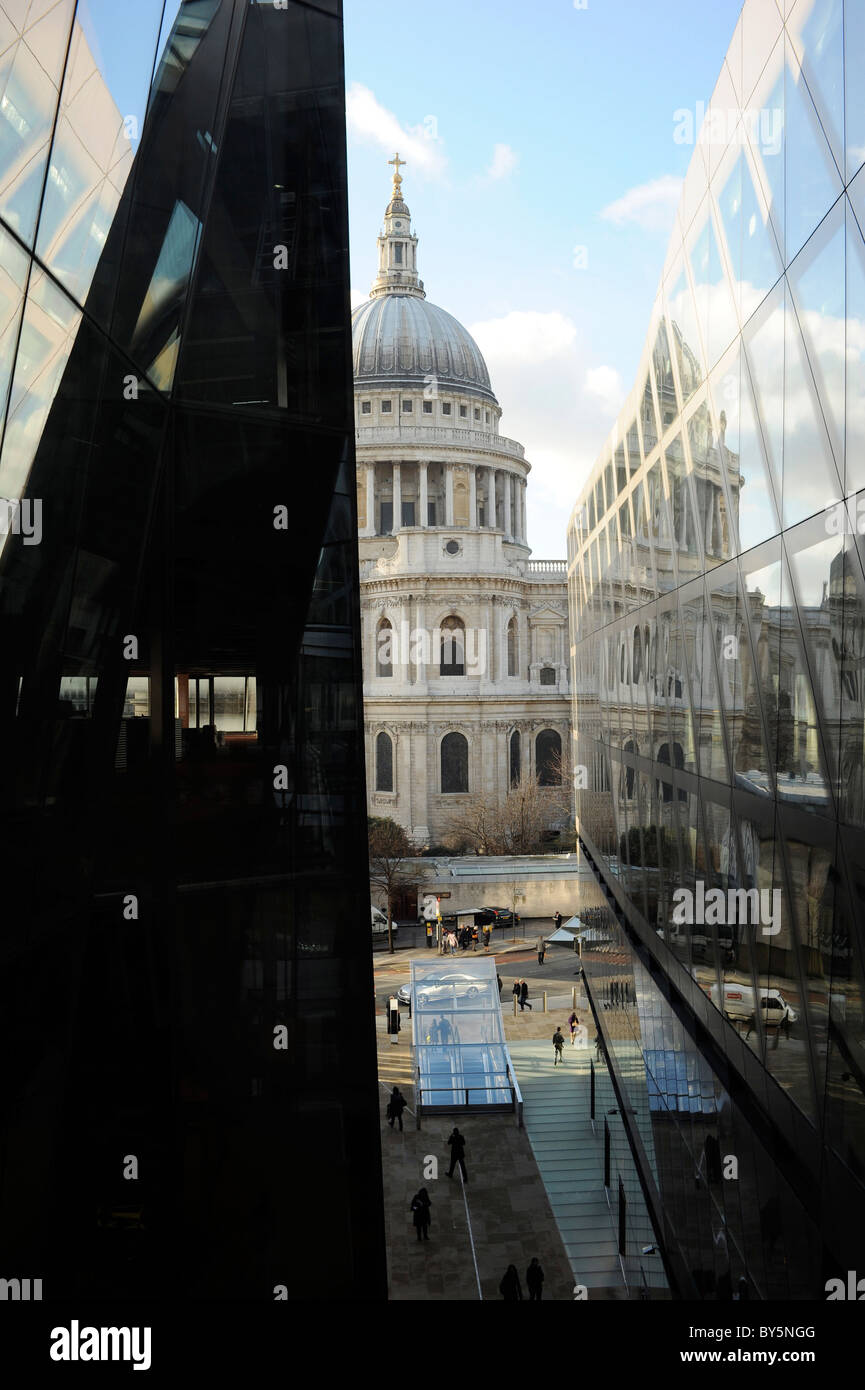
388, 151, 405, 186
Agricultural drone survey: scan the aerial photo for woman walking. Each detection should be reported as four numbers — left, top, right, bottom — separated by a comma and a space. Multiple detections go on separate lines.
499, 1264, 523, 1300
410, 1188, 432, 1242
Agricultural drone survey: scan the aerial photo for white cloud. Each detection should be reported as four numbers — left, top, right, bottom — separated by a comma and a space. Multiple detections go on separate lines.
469, 310, 576, 366
466, 310, 630, 557
485, 143, 518, 181
600, 174, 682, 232
584, 364, 624, 416
345, 83, 447, 178
350, 289, 368, 311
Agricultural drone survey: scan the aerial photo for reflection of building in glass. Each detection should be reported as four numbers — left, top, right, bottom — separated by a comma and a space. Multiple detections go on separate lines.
568, 0, 865, 1299
0, 2, 384, 1300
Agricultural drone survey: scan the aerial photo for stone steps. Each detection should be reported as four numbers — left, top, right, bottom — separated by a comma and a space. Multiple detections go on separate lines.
508, 1040, 668, 1292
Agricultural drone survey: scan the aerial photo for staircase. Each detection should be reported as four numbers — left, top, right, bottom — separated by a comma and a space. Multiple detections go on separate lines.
506, 1040, 668, 1296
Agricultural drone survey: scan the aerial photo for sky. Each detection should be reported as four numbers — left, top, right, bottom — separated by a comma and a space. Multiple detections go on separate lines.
344, 0, 744, 557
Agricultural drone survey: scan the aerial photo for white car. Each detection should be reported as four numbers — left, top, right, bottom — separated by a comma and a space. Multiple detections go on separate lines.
397, 973, 487, 1007
711, 982, 798, 1026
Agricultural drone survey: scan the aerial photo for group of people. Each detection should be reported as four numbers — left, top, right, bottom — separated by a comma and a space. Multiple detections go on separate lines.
439, 923, 492, 954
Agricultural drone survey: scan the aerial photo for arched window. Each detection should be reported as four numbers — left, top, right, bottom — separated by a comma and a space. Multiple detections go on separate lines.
439, 615, 465, 676
536, 728, 562, 786
540, 666, 556, 686
375, 731, 393, 792
376, 618, 393, 677
507, 616, 518, 676
441, 731, 469, 793
510, 729, 521, 787
657, 741, 686, 802
622, 738, 638, 800
633, 627, 642, 683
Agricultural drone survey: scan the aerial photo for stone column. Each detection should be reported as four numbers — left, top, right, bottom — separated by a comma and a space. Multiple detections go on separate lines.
489, 597, 498, 684
392, 462, 401, 532
488, 468, 497, 528
445, 464, 454, 526
414, 594, 426, 687
522, 480, 527, 540
365, 463, 376, 536
504, 471, 512, 538
469, 464, 477, 528
397, 597, 410, 684
419, 461, 428, 528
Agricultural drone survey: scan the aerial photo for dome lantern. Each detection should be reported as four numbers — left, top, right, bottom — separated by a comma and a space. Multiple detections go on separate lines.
369, 152, 426, 300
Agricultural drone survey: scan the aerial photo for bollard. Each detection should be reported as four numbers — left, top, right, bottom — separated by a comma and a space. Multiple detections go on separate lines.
513, 996, 517, 1016
572, 986, 576, 1009
543, 992, 547, 1013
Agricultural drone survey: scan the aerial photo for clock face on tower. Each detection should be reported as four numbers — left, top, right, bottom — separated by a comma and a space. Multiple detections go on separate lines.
394, 221, 402, 229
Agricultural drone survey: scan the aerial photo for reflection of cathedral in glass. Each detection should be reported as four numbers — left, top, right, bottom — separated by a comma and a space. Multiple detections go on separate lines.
568, 0, 865, 1298
0, 2, 384, 1300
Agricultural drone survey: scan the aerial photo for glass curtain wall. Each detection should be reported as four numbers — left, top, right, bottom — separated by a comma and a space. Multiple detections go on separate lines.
0, 0, 384, 1301
568, 0, 865, 1299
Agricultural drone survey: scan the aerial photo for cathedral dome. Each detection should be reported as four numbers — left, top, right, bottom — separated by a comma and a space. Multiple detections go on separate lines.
351, 294, 497, 404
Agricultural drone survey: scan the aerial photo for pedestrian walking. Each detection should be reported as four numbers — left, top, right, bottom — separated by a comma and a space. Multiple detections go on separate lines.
483, 925, 492, 951
499, 1264, 523, 1301
553, 1027, 565, 1065
519, 979, 532, 1011
568, 1011, 579, 1045
425, 922, 433, 949
537, 938, 546, 965
526, 1257, 544, 1301
512, 980, 521, 1007
497, 973, 503, 999
553, 911, 563, 932
447, 1126, 468, 1182
410, 1188, 431, 1242
471, 924, 479, 951
448, 931, 457, 955
387, 1086, 408, 1131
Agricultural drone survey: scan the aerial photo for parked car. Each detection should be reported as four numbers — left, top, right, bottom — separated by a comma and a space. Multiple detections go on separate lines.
477, 905, 521, 928
397, 972, 489, 1007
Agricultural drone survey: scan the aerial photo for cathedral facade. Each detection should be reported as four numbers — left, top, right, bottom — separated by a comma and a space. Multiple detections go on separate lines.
353, 160, 571, 845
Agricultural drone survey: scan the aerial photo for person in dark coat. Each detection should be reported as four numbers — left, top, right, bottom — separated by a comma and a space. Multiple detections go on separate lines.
526, 1257, 544, 1301
553, 912, 563, 932
519, 979, 532, 1011
497, 973, 503, 998
387, 1086, 408, 1131
499, 1264, 523, 1301
410, 1188, 431, 1242
512, 980, 521, 1006
447, 1126, 468, 1182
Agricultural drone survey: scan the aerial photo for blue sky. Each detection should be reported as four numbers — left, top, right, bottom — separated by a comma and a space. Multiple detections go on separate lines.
344, 0, 744, 556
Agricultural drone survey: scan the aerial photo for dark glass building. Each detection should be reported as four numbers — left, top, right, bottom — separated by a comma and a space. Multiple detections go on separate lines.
568, 0, 865, 1299
0, 0, 385, 1299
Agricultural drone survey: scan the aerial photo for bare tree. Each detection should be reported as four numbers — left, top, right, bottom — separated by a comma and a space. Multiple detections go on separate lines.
444, 737, 575, 856
368, 816, 415, 955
